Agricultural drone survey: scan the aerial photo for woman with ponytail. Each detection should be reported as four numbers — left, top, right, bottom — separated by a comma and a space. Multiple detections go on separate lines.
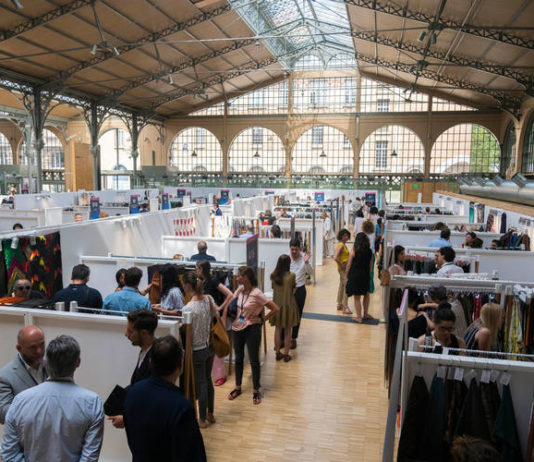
181, 271, 215, 428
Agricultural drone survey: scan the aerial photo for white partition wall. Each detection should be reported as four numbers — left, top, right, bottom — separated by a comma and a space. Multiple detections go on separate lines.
0, 307, 179, 462
385, 229, 501, 249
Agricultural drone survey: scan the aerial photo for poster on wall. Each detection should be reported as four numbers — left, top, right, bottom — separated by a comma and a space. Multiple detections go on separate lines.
364, 192, 376, 206
130, 195, 139, 214
246, 234, 259, 276
161, 193, 170, 210
176, 188, 186, 201
220, 189, 230, 205
265, 190, 275, 195
476, 203, 485, 225
89, 197, 100, 220
314, 192, 325, 202
469, 201, 475, 224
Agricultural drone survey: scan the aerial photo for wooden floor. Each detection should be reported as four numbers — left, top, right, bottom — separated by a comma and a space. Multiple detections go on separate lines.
203, 258, 389, 461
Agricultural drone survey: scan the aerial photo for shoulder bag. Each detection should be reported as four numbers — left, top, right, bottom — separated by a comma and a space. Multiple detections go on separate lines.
207, 296, 231, 358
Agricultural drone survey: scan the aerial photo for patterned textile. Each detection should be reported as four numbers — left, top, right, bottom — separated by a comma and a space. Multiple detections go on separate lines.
2, 233, 62, 298
0, 249, 8, 297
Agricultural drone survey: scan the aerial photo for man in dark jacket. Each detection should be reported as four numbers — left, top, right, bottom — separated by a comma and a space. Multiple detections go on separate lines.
53, 264, 103, 311
124, 335, 206, 462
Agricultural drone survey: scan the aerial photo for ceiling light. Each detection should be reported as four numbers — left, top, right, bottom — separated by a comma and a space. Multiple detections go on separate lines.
90, 44, 98, 55
417, 31, 426, 42
191, 150, 197, 157
255, 39, 260, 47
253, 151, 260, 158
391, 150, 398, 157
429, 32, 437, 45
10, 0, 23, 9
113, 47, 120, 56
169, 75, 174, 85
319, 150, 326, 158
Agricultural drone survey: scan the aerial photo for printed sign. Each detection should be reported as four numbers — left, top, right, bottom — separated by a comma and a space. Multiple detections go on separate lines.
161, 193, 170, 210
246, 234, 259, 276
129, 195, 139, 214
265, 190, 275, 195
89, 197, 100, 220
220, 189, 230, 205
314, 192, 325, 202
176, 188, 186, 201
364, 192, 376, 206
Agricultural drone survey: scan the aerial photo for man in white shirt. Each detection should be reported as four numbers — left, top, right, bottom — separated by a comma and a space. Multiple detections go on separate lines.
436, 247, 465, 278
288, 238, 312, 349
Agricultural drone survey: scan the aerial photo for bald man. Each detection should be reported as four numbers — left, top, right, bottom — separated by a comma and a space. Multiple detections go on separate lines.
0, 326, 47, 423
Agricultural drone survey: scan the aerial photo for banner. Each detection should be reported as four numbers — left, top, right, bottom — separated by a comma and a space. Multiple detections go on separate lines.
265, 190, 275, 195
129, 195, 139, 214
364, 192, 376, 206
246, 234, 259, 276
161, 193, 170, 210
220, 189, 230, 205
176, 188, 186, 201
314, 191, 325, 202
89, 197, 100, 220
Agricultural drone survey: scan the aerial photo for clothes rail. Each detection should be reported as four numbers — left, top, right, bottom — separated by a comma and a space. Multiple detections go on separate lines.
108, 254, 241, 271
417, 345, 534, 362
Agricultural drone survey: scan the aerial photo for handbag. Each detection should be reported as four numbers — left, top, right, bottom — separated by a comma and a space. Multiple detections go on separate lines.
207, 296, 231, 358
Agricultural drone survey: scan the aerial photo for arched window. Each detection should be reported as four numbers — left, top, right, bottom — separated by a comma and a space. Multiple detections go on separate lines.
359, 126, 425, 175
501, 121, 516, 177
20, 128, 64, 169
360, 77, 428, 112
99, 128, 132, 190
327, 54, 357, 69
0, 132, 13, 164
293, 54, 324, 71
169, 127, 222, 172
228, 127, 285, 173
293, 77, 356, 113
291, 126, 353, 175
431, 124, 500, 175
522, 113, 534, 174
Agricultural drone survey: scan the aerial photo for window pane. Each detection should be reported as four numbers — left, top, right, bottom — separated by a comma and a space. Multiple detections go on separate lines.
169, 127, 222, 172
228, 127, 285, 173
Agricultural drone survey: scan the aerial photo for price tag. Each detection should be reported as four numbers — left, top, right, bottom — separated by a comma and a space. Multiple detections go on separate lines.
442, 347, 449, 356
464, 369, 477, 384
454, 367, 464, 381
437, 366, 447, 379
480, 370, 491, 384
500, 372, 511, 386
490, 370, 500, 382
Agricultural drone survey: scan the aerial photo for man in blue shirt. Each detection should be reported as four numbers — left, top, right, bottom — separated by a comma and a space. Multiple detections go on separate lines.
124, 335, 206, 461
1, 335, 104, 462
103, 267, 152, 315
190, 241, 216, 262
428, 228, 453, 248
53, 264, 103, 312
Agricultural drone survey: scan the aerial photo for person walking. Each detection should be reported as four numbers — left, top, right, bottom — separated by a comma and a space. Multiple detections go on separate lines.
345, 232, 373, 324
270, 255, 299, 362
334, 229, 351, 314
227, 266, 279, 405
181, 272, 215, 429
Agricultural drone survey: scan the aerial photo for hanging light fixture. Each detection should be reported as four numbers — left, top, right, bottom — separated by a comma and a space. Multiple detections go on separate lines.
253, 151, 260, 158
320, 150, 327, 158
191, 150, 197, 157
391, 149, 398, 157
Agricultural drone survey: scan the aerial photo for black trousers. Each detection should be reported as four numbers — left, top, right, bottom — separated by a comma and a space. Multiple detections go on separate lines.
233, 324, 262, 390
291, 285, 307, 339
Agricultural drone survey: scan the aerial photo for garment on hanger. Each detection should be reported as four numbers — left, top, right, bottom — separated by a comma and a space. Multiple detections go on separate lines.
397, 375, 429, 462
480, 381, 501, 444
493, 384, 522, 461
418, 374, 447, 460
506, 298, 524, 356
443, 378, 468, 447
500, 213, 507, 234
454, 377, 491, 441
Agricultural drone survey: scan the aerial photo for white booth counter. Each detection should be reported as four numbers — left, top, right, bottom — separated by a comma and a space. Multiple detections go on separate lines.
160, 236, 291, 292
385, 228, 501, 249
386, 214, 470, 225
0, 306, 179, 462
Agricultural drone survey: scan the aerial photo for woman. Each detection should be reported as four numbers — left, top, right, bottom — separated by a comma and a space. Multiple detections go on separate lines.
334, 229, 351, 314
362, 219, 376, 298
196, 260, 233, 386
389, 245, 407, 276
464, 302, 504, 352
417, 305, 466, 354
114, 268, 127, 292
181, 271, 215, 428
270, 255, 299, 362
375, 218, 384, 254
228, 266, 279, 405
345, 232, 373, 324
152, 266, 185, 315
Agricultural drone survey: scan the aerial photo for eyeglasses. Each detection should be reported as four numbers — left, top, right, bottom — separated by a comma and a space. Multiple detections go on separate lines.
15, 286, 31, 291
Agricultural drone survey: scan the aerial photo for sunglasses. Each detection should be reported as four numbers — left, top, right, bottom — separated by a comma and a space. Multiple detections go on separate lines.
15, 286, 31, 291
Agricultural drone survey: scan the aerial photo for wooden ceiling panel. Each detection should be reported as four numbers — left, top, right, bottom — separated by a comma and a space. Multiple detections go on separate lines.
211, 10, 252, 37
0, 1, 63, 29
150, 0, 212, 23
104, 49, 160, 73
49, 104, 83, 118
164, 31, 213, 58
49, 15, 102, 47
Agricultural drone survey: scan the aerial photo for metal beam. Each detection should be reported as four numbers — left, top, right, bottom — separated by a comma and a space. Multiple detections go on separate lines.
151, 57, 280, 109
350, 29, 534, 87
99, 38, 258, 103
353, 52, 524, 109
0, 0, 93, 42
42, 4, 232, 88
344, 0, 534, 50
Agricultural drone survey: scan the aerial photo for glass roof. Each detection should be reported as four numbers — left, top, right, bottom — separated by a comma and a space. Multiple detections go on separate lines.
228, 0, 355, 69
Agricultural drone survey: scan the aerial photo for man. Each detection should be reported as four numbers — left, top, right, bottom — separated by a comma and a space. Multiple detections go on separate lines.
212, 202, 222, 216
108, 309, 158, 429
239, 224, 255, 239
436, 247, 465, 278
428, 228, 453, 248
464, 231, 477, 247
124, 335, 206, 462
53, 264, 103, 311
103, 267, 152, 315
1, 335, 104, 462
288, 238, 312, 349
190, 241, 216, 262
0, 326, 46, 424
74, 213, 83, 222
12, 278, 45, 300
